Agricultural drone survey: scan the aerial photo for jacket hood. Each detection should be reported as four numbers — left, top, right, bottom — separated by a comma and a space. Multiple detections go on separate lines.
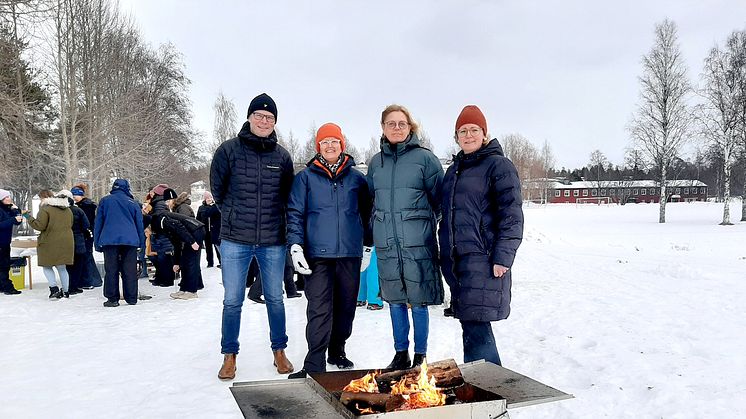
308, 153, 357, 179
42, 197, 70, 208
111, 179, 134, 199
237, 120, 278, 152
381, 133, 422, 156
149, 195, 170, 215
454, 138, 504, 162
174, 192, 191, 207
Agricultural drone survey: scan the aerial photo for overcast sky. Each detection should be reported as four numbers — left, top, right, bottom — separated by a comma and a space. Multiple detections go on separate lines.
117, 0, 746, 168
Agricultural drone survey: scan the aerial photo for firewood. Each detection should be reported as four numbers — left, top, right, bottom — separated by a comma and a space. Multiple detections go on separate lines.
339, 391, 406, 412
376, 358, 464, 391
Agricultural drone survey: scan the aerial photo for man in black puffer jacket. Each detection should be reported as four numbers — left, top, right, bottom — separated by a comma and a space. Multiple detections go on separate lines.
211, 93, 295, 379
0, 189, 23, 295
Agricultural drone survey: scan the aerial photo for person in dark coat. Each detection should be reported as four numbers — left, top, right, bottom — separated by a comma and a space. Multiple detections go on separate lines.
94, 179, 146, 307
0, 189, 23, 295
285, 123, 373, 379
211, 93, 296, 378
197, 191, 221, 268
145, 184, 174, 286
439, 105, 524, 366
72, 184, 102, 288
148, 188, 205, 299
60, 189, 90, 295
173, 191, 195, 217
367, 104, 444, 370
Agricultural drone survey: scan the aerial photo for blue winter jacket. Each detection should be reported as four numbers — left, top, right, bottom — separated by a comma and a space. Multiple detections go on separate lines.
94, 179, 145, 251
287, 155, 372, 258
439, 139, 524, 322
1, 203, 22, 246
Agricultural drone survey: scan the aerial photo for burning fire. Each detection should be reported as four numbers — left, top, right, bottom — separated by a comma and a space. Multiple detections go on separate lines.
392, 361, 447, 410
344, 361, 446, 413
343, 371, 379, 393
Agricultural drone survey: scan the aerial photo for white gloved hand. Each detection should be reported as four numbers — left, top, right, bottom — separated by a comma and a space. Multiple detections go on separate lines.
290, 244, 312, 275
360, 246, 373, 272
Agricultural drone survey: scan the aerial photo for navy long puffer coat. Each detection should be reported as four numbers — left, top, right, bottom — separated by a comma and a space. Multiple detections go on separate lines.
439, 139, 524, 322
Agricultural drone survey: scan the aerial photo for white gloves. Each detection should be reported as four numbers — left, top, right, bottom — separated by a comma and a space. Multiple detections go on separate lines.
360, 246, 373, 272
290, 244, 312, 275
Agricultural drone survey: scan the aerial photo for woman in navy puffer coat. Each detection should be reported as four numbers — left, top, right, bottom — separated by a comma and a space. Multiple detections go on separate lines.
439, 105, 524, 366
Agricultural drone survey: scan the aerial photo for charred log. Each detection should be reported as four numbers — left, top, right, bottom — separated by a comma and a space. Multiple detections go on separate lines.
339, 391, 406, 412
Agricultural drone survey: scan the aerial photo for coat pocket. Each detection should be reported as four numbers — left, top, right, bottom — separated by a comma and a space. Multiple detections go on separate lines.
400, 209, 433, 248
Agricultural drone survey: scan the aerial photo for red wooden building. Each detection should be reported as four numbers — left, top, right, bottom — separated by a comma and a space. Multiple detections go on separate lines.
543, 179, 708, 204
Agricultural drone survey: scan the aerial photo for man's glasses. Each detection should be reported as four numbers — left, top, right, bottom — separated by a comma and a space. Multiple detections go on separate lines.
319, 139, 341, 147
252, 112, 276, 123
457, 127, 483, 138
384, 121, 409, 130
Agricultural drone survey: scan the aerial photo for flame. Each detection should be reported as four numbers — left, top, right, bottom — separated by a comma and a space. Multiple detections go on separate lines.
391, 361, 447, 409
343, 371, 379, 393
344, 362, 446, 414
356, 404, 375, 414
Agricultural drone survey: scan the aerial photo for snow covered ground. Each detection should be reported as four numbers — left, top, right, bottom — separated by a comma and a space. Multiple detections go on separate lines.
2, 201, 745, 418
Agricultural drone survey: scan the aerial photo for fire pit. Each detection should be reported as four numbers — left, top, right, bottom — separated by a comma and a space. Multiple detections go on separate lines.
230, 360, 572, 418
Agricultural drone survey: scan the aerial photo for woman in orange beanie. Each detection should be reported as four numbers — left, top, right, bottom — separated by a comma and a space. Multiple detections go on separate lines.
286, 122, 373, 378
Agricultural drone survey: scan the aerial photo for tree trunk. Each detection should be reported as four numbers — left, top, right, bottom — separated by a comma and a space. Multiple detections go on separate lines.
721, 160, 732, 225
659, 166, 667, 223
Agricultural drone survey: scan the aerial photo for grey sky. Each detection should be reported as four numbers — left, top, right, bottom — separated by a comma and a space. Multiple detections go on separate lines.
118, 0, 746, 168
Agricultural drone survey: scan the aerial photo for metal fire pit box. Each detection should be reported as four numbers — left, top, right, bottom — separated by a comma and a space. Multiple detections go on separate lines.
230, 360, 572, 418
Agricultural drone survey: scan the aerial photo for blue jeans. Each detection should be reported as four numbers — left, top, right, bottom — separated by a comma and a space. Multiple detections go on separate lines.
357, 247, 382, 305
389, 303, 429, 354
43, 265, 69, 291
461, 320, 501, 365
220, 239, 287, 353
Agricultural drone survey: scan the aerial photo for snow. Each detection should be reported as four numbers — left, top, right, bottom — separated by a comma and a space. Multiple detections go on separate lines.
2, 201, 745, 418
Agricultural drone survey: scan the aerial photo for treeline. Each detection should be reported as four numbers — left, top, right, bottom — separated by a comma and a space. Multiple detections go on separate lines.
0, 0, 200, 210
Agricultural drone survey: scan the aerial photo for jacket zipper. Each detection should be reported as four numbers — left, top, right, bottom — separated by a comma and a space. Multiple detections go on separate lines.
256, 154, 262, 244
449, 162, 461, 280
389, 150, 404, 280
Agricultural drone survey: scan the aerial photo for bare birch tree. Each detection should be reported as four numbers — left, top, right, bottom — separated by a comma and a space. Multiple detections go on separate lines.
699, 31, 745, 225
211, 90, 237, 154
629, 19, 692, 223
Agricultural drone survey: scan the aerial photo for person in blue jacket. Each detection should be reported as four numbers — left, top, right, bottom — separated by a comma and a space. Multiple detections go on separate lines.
286, 122, 373, 379
94, 179, 146, 307
0, 188, 23, 295
439, 105, 524, 366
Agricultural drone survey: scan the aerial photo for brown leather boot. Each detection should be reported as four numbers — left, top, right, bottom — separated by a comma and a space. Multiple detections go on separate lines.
272, 349, 294, 374
218, 353, 236, 380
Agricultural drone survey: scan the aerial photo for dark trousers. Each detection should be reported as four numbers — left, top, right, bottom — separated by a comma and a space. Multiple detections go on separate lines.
103, 245, 138, 304
81, 239, 102, 287
178, 245, 203, 293
153, 252, 175, 285
247, 252, 298, 298
204, 235, 221, 266
66, 252, 86, 290
0, 246, 15, 292
302, 257, 361, 372
461, 320, 501, 366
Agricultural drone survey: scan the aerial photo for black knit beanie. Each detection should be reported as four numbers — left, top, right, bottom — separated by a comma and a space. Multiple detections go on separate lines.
247, 93, 277, 121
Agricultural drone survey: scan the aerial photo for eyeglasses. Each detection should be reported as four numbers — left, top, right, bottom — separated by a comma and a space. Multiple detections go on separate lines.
384, 121, 410, 130
457, 127, 483, 138
319, 139, 341, 147
251, 112, 276, 123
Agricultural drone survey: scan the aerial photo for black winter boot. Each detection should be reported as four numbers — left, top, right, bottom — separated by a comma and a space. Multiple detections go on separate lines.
62, 291, 70, 298
412, 353, 427, 367
49, 286, 60, 299
385, 351, 411, 370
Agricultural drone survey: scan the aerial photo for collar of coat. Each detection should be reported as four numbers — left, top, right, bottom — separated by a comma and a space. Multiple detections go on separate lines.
309, 154, 353, 179
41, 197, 70, 208
237, 120, 278, 152
380, 133, 422, 156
